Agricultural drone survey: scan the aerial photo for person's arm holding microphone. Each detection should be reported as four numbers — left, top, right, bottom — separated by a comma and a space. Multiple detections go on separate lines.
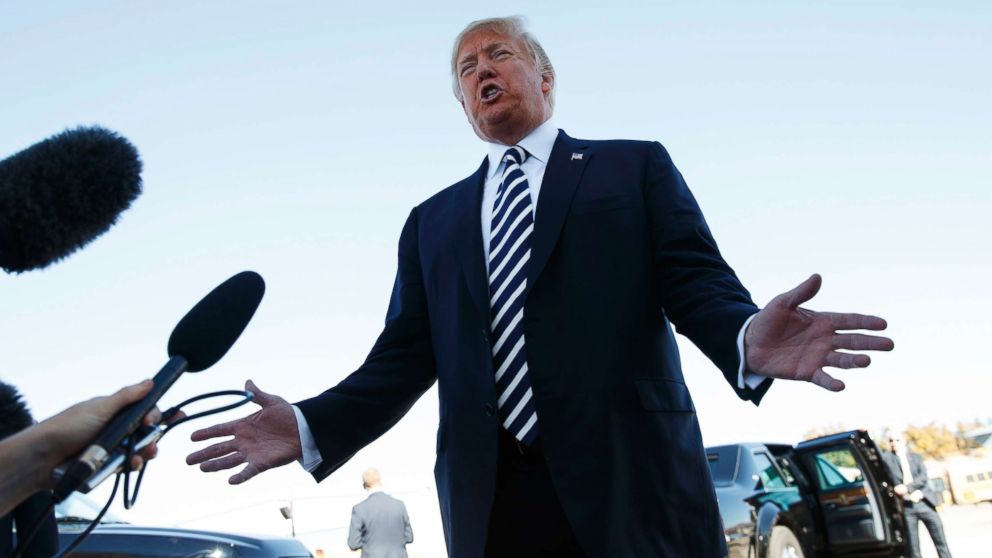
0, 380, 163, 516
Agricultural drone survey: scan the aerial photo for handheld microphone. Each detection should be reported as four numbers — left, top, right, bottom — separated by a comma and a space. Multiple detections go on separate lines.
52, 271, 266, 502
0, 126, 142, 273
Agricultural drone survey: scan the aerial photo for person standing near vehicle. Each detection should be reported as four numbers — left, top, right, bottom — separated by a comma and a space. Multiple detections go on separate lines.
347, 468, 414, 558
884, 435, 953, 558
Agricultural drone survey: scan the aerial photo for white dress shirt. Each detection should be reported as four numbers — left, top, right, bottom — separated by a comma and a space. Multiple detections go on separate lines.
295, 120, 765, 471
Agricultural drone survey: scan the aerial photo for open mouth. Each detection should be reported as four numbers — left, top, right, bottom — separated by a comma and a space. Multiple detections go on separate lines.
481, 84, 502, 103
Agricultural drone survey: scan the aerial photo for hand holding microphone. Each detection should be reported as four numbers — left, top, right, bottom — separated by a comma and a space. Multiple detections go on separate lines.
0, 381, 164, 517
52, 270, 266, 502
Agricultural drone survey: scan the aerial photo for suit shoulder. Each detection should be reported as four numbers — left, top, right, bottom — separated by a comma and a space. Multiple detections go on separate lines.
571, 136, 677, 165
382, 493, 406, 505
409, 176, 469, 219
573, 135, 668, 151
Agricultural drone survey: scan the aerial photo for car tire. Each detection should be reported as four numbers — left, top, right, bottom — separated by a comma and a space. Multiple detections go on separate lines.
768, 526, 804, 558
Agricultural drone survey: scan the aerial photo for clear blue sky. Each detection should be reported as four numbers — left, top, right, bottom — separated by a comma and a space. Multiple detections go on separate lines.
1, 2, 989, 556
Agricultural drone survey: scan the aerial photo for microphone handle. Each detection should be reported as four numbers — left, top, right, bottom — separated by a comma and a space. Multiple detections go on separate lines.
53, 355, 188, 501
91, 354, 189, 455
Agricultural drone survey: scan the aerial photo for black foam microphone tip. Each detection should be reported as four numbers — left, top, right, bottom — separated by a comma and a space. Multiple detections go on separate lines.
0, 126, 142, 273
168, 271, 266, 372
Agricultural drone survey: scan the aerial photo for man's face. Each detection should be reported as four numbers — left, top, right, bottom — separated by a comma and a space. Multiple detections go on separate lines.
455, 29, 553, 145
888, 436, 905, 453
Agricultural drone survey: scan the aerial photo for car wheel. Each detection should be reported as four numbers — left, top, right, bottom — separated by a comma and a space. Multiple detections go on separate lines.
768, 526, 804, 558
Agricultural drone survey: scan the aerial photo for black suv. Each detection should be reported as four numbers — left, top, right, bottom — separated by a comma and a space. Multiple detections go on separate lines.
56, 494, 312, 558
708, 430, 911, 558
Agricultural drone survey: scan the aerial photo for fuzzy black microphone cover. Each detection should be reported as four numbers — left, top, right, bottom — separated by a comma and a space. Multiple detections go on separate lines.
0, 126, 142, 273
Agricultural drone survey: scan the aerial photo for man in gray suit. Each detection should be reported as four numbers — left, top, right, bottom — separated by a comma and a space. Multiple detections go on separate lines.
348, 469, 414, 558
883, 435, 953, 558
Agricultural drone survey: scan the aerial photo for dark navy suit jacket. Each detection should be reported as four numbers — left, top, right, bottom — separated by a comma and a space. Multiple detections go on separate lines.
298, 131, 771, 558
883, 450, 939, 508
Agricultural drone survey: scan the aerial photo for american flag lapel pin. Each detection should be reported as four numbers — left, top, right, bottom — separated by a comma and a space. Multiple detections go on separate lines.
571, 152, 583, 161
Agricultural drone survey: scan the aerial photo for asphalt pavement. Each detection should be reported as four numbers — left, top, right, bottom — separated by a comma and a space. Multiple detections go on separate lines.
918, 502, 991, 558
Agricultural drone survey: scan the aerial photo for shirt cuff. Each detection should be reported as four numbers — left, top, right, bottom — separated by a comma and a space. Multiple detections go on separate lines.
736, 314, 768, 390
293, 405, 323, 473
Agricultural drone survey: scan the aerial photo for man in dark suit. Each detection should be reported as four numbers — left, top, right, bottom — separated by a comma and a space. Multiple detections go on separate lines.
347, 468, 414, 558
884, 435, 953, 558
187, 16, 894, 558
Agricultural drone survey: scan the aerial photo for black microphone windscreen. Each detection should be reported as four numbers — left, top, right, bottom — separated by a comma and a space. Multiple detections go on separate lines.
168, 271, 266, 372
0, 126, 142, 273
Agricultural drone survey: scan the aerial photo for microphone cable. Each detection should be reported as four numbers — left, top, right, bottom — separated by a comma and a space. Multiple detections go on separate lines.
11, 389, 255, 558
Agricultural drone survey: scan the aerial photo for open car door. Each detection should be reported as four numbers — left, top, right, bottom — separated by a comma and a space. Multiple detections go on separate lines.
794, 430, 910, 556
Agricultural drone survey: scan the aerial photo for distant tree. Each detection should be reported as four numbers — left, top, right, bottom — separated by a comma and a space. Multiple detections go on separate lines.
955, 420, 984, 451
904, 423, 958, 460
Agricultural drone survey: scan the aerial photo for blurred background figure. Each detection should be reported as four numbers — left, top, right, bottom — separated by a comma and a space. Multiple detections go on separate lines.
347, 468, 413, 558
884, 434, 953, 558
0, 381, 58, 558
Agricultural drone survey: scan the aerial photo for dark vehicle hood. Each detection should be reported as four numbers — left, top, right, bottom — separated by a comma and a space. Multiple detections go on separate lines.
59, 523, 312, 557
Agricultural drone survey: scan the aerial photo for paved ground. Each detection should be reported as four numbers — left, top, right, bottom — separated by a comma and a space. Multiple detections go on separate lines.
919, 502, 991, 558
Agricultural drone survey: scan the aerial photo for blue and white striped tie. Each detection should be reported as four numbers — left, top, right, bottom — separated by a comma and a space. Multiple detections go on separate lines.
489, 146, 539, 446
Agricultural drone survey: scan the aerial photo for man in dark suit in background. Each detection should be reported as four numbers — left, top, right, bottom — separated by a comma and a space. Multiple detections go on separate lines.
187, 16, 894, 558
884, 435, 953, 558
347, 468, 414, 558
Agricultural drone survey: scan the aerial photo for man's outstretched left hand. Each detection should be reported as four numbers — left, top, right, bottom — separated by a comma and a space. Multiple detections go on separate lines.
744, 274, 894, 392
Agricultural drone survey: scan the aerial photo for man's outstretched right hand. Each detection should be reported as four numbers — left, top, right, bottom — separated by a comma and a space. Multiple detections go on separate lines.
186, 380, 302, 485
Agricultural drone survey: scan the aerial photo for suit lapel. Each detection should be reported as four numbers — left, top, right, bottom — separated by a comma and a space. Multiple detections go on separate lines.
453, 157, 491, 326
528, 131, 591, 287
452, 131, 592, 324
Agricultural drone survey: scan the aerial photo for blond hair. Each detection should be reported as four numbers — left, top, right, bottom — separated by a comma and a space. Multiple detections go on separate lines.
450, 16, 555, 109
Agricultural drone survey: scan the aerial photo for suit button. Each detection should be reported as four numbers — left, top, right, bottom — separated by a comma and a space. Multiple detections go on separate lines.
485, 403, 495, 416
481, 328, 490, 341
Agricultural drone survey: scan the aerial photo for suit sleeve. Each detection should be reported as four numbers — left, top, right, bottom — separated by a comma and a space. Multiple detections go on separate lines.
644, 142, 771, 404
403, 503, 414, 544
297, 208, 437, 481
347, 506, 364, 551
909, 454, 929, 492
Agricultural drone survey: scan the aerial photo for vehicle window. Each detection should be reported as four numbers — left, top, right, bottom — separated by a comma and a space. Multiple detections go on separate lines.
706, 446, 739, 483
775, 457, 797, 485
752, 452, 787, 489
814, 449, 864, 489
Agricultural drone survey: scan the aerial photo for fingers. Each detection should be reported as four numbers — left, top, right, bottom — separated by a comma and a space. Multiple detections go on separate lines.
199, 453, 246, 473
164, 409, 187, 425
129, 442, 159, 470
186, 440, 238, 465
832, 333, 894, 351
190, 416, 245, 442
230, 463, 260, 485
143, 407, 162, 428
107, 380, 153, 411
139, 442, 159, 462
245, 379, 282, 407
824, 351, 871, 369
779, 274, 822, 309
824, 312, 889, 332
809, 368, 845, 392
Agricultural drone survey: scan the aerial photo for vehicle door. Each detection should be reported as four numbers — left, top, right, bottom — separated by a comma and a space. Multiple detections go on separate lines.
793, 430, 910, 556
